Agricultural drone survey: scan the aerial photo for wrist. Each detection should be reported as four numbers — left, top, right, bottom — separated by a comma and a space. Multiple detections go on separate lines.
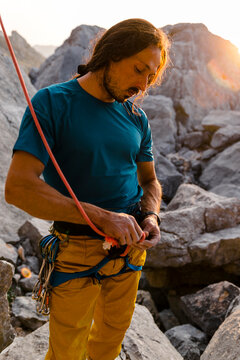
140, 211, 161, 226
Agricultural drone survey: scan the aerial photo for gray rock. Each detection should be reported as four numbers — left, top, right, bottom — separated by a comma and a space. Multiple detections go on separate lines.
0, 304, 183, 360
182, 131, 205, 149
0, 261, 15, 352
0, 323, 49, 360
32, 25, 103, 89
136, 290, 160, 325
211, 125, 240, 149
142, 94, 177, 155
200, 308, 240, 360
200, 141, 240, 189
0, 48, 35, 241
0, 238, 18, 266
26, 256, 40, 274
151, 24, 240, 130
18, 218, 50, 259
19, 274, 39, 293
180, 281, 240, 336
146, 184, 240, 270
158, 309, 180, 331
210, 184, 240, 200
155, 154, 183, 201
21, 238, 34, 256
201, 148, 218, 161
202, 110, 240, 133
225, 295, 240, 318
165, 324, 208, 360
0, 297, 15, 352
0, 261, 14, 297
189, 225, 240, 266
120, 304, 184, 360
0, 31, 45, 74
11, 296, 48, 331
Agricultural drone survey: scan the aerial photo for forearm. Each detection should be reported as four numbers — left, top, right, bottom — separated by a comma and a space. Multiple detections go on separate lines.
5, 175, 110, 225
140, 179, 162, 214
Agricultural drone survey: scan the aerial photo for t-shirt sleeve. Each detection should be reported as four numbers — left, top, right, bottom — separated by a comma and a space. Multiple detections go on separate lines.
136, 109, 154, 162
13, 88, 55, 166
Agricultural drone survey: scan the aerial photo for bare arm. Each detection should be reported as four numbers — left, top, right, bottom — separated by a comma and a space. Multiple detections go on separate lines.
135, 161, 161, 249
5, 151, 143, 245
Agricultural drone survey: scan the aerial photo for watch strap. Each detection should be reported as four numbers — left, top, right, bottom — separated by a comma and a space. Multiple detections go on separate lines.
141, 211, 161, 226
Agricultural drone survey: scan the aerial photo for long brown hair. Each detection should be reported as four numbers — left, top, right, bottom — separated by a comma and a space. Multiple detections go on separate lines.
75, 18, 170, 88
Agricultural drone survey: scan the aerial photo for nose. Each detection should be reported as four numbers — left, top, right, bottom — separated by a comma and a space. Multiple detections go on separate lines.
137, 76, 149, 92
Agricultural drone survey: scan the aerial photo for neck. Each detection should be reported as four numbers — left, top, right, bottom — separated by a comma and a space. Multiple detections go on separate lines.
77, 71, 115, 103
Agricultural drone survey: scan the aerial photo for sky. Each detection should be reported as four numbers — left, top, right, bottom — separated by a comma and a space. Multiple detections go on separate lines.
1, 0, 240, 51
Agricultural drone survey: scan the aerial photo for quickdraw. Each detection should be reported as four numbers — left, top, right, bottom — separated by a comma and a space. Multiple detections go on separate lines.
32, 234, 60, 315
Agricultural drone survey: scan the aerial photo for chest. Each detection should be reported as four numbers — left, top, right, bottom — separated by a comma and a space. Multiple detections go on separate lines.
56, 102, 142, 160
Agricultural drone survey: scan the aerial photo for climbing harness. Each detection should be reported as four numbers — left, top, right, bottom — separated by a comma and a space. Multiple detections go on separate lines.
0, 16, 146, 315
32, 232, 142, 315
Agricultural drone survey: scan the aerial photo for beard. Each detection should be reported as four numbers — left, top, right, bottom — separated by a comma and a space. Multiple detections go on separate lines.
102, 67, 139, 103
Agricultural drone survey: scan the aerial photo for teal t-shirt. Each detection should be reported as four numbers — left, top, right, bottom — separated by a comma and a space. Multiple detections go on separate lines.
13, 79, 153, 212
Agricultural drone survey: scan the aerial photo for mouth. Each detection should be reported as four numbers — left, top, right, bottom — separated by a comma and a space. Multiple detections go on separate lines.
127, 87, 139, 97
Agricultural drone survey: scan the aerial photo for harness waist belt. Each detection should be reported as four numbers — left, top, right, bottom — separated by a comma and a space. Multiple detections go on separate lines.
53, 221, 104, 237
53, 202, 142, 236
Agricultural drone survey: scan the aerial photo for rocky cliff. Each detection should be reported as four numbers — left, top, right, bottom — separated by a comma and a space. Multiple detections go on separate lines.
1, 22, 240, 360
0, 31, 45, 74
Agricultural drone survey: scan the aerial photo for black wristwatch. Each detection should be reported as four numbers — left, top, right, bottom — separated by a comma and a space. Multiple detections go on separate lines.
141, 211, 161, 226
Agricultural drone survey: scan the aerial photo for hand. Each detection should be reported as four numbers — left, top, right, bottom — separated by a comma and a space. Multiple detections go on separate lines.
99, 212, 144, 247
132, 216, 161, 250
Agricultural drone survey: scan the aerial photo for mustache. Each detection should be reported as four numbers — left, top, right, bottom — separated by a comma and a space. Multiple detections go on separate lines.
128, 87, 140, 94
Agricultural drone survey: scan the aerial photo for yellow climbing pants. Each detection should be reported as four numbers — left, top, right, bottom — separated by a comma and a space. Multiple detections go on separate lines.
44, 234, 146, 360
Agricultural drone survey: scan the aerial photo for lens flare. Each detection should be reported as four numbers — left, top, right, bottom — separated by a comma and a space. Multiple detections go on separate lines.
207, 58, 240, 91
20, 267, 32, 278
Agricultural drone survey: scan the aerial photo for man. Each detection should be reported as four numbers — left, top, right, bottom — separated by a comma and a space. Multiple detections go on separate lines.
5, 18, 169, 360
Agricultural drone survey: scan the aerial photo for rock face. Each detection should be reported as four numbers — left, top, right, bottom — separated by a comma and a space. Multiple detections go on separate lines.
200, 308, 240, 360
31, 25, 104, 89
151, 23, 240, 132
166, 324, 208, 360
0, 48, 36, 240
180, 281, 240, 337
0, 304, 184, 360
0, 261, 15, 352
11, 297, 48, 331
145, 183, 240, 290
0, 31, 45, 74
200, 141, 240, 189
142, 94, 177, 155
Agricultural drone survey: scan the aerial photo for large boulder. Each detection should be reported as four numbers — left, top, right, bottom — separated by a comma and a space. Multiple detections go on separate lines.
210, 184, 240, 199
200, 141, 240, 189
31, 25, 103, 89
146, 184, 240, 269
0, 48, 36, 241
142, 94, 177, 155
0, 260, 15, 352
145, 184, 240, 289
180, 281, 240, 337
0, 31, 45, 74
0, 239, 18, 265
200, 308, 240, 360
11, 296, 48, 331
152, 23, 240, 131
155, 154, 183, 202
202, 110, 240, 132
166, 324, 208, 360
